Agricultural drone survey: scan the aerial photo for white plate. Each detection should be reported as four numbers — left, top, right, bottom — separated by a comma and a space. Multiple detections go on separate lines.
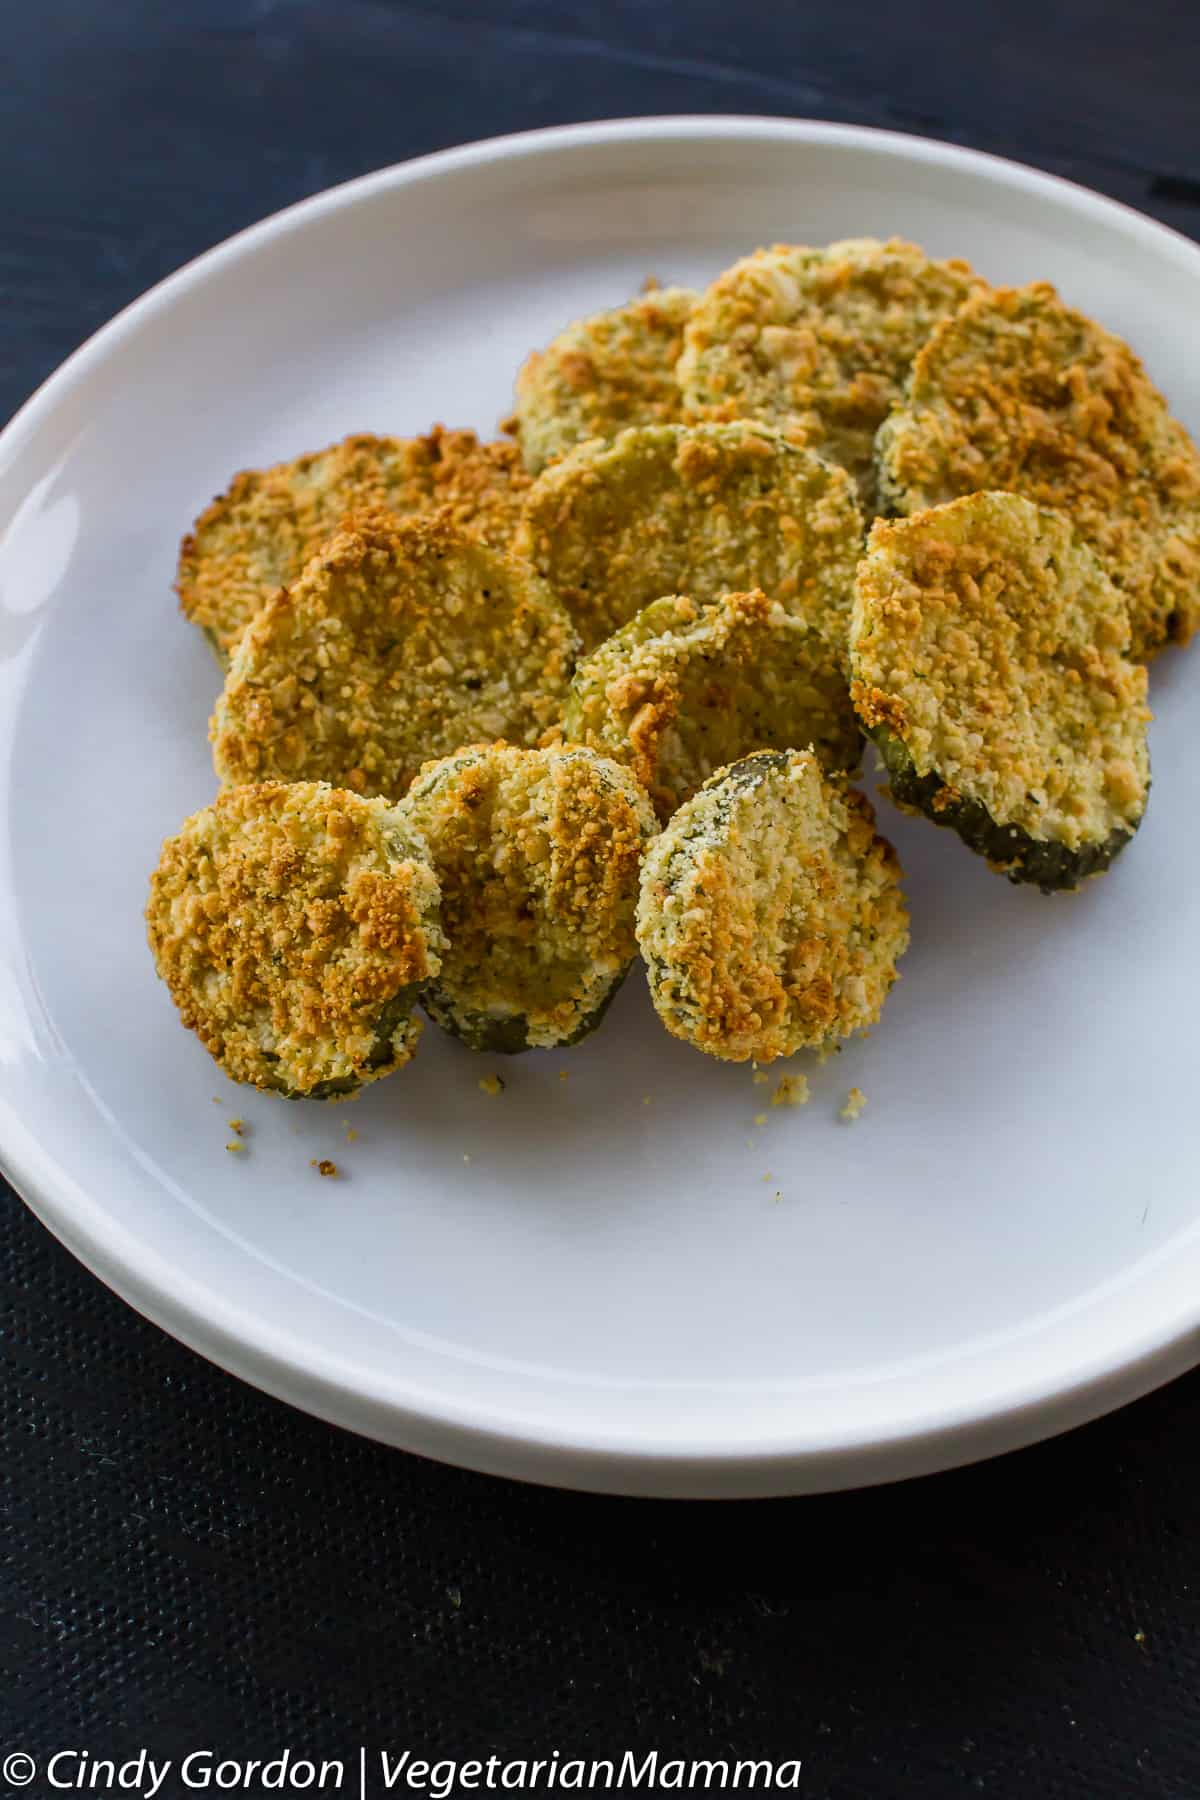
2, 117, 1199, 1498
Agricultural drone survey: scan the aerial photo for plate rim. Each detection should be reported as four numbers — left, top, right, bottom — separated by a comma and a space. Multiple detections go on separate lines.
4, 113, 1200, 1498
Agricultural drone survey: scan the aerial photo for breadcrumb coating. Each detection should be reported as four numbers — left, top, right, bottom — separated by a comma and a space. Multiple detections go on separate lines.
638, 750, 908, 1063
874, 283, 1200, 658
514, 421, 862, 652
850, 493, 1150, 882
145, 782, 445, 1097
565, 590, 860, 820
177, 427, 533, 659
772, 1073, 810, 1107
211, 512, 577, 800
514, 287, 697, 473
678, 239, 984, 508
399, 743, 658, 1052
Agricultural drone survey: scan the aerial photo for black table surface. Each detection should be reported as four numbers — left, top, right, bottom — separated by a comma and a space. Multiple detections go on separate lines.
6, 3, 1200, 1792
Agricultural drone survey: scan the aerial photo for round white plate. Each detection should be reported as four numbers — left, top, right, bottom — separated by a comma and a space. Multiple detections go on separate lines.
2, 118, 1199, 1498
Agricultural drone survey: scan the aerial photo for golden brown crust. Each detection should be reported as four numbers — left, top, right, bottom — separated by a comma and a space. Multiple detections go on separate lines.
565, 590, 860, 819
177, 427, 533, 657
210, 512, 577, 800
677, 239, 985, 508
637, 750, 908, 1063
400, 743, 658, 1050
849, 492, 1150, 853
514, 288, 697, 473
145, 782, 444, 1096
876, 283, 1200, 658
513, 421, 862, 653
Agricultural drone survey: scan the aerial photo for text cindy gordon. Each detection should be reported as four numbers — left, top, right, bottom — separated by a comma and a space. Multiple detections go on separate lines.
31, 1747, 806, 1794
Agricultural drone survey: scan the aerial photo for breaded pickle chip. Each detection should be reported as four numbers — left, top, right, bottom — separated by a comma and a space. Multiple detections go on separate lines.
514, 287, 697, 474
564, 590, 861, 820
145, 781, 445, 1098
514, 421, 862, 652
398, 743, 657, 1052
677, 239, 983, 507
874, 283, 1200, 658
637, 750, 907, 1063
178, 427, 533, 659
211, 513, 577, 800
849, 493, 1151, 892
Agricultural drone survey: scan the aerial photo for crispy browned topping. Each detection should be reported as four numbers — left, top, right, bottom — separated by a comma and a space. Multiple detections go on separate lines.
850, 493, 1150, 849
565, 589, 860, 819
400, 743, 657, 1050
876, 283, 1200, 658
145, 782, 445, 1096
177, 427, 533, 657
515, 288, 697, 473
211, 512, 577, 800
514, 421, 862, 652
638, 750, 908, 1063
678, 239, 985, 507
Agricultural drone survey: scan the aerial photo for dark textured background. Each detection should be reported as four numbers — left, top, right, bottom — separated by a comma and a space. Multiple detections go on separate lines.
5, 3, 1200, 1792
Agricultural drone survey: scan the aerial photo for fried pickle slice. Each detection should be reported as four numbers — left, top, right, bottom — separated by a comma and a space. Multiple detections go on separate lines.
514, 421, 862, 653
638, 749, 907, 1063
146, 781, 444, 1097
514, 286, 697, 473
875, 282, 1200, 658
211, 512, 577, 800
178, 427, 533, 659
850, 492, 1150, 890
400, 742, 656, 1052
677, 238, 984, 509
565, 590, 860, 820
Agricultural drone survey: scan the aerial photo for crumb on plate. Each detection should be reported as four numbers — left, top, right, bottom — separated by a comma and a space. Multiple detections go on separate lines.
772, 1074, 810, 1108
